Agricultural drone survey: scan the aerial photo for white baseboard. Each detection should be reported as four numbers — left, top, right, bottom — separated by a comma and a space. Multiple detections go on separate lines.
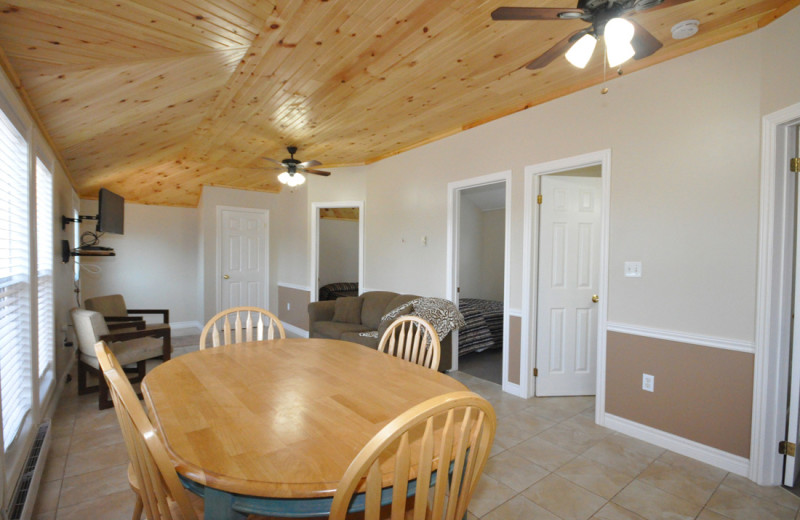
169, 321, 203, 335
284, 323, 309, 338
502, 380, 526, 398
604, 413, 750, 477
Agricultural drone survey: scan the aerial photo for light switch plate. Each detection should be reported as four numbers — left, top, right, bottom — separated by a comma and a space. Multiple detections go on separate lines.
642, 373, 654, 392
624, 261, 642, 277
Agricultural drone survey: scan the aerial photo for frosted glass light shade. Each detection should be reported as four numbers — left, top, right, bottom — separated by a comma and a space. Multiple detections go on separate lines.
604, 18, 634, 44
278, 171, 291, 184
287, 172, 305, 187
606, 41, 635, 67
604, 17, 635, 67
565, 34, 597, 68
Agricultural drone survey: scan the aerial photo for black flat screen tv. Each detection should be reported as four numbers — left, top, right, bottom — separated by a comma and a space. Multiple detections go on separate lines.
96, 188, 124, 234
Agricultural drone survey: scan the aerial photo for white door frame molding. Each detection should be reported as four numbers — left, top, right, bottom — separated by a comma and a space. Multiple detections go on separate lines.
522, 150, 611, 415
310, 201, 365, 303
446, 171, 513, 393
751, 101, 800, 485
215, 205, 269, 313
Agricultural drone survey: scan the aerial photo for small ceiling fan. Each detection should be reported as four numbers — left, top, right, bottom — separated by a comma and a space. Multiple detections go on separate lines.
491, 0, 692, 70
262, 146, 330, 187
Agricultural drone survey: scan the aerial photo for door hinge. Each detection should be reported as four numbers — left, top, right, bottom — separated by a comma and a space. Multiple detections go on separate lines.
779, 440, 796, 456
533, 367, 538, 377
537, 194, 543, 204
791, 157, 800, 173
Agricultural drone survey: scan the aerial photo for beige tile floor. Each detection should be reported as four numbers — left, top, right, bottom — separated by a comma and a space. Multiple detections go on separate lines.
33, 348, 800, 520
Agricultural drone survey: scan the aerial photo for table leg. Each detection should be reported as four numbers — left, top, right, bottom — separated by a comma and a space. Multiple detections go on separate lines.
204, 488, 248, 520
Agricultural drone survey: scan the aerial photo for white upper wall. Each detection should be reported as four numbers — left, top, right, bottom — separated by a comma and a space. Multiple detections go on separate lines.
343, 8, 800, 341
78, 200, 200, 326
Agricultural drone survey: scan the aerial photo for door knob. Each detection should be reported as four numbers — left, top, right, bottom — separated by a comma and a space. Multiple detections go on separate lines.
223, 274, 230, 279
592, 294, 599, 303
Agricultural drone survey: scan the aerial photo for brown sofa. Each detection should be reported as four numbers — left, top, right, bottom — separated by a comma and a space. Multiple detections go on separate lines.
308, 291, 452, 371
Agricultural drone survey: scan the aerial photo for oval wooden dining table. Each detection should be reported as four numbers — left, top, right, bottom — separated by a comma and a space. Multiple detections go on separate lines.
142, 337, 468, 519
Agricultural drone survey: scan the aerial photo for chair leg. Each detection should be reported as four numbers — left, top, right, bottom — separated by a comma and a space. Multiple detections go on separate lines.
97, 368, 113, 410
77, 359, 89, 395
132, 495, 143, 520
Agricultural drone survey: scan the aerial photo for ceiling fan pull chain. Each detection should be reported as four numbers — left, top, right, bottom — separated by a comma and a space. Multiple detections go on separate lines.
601, 49, 609, 95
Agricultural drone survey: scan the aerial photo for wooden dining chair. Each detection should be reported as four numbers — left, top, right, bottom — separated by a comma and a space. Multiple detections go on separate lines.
377, 315, 441, 370
95, 341, 200, 520
199, 306, 286, 349
329, 391, 496, 520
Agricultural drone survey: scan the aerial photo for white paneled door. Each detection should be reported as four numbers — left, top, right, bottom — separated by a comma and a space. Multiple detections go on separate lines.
219, 208, 268, 311
536, 175, 601, 396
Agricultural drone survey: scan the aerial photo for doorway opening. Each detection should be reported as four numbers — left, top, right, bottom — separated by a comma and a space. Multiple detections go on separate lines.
310, 201, 364, 303
457, 183, 507, 385
752, 102, 800, 486
522, 150, 610, 410
447, 171, 512, 392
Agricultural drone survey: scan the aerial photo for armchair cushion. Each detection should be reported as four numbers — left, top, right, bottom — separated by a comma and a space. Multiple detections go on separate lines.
84, 294, 127, 317
332, 296, 363, 324
71, 308, 170, 368
84, 294, 170, 324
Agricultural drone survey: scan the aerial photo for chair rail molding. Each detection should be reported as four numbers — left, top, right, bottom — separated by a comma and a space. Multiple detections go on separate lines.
606, 322, 755, 354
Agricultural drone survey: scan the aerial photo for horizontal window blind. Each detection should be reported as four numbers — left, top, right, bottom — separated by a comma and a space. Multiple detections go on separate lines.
0, 106, 31, 450
36, 157, 53, 378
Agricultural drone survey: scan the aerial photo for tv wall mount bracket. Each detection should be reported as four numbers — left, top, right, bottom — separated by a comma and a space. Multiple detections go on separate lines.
61, 214, 98, 230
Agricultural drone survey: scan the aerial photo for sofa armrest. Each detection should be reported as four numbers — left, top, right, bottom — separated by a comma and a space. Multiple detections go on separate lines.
308, 300, 336, 323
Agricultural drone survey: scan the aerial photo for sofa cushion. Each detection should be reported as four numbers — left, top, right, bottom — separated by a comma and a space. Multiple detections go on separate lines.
341, 331, 380, 349
332, 296, 363, 324
313, 321, 370, 340
360, 292, 402, 329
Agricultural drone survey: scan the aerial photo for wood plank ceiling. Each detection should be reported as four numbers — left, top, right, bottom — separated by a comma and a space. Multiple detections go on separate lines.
0, 0, 794, 207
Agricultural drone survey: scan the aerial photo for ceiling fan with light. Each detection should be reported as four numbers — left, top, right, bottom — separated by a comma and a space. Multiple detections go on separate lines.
492, 0, 692, 70
262, 146, 330, 187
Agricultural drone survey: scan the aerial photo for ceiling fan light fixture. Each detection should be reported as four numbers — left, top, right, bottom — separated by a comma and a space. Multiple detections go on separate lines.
565, 33, 597, 68
604, 17, 635, 67
277, 171, 291, 184
288, 172, 306, 187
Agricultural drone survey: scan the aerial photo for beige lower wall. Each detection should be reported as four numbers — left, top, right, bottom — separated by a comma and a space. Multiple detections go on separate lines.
605, 331, 753, 458
278, 286, 310, 331
508, 314, 521, 385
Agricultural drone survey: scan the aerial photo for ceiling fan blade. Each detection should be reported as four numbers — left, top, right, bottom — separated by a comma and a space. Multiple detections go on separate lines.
525, 28, 588, 70
298, 160, 321, 168
262, 157, 285, 167
491, 7, 585, 21
636, 0, 693, 13
303, 168, 331, 176
630, 20, 663, 60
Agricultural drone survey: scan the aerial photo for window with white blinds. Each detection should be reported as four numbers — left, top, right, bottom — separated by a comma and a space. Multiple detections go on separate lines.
36, 157, 53, 378
0, 107, 31, 451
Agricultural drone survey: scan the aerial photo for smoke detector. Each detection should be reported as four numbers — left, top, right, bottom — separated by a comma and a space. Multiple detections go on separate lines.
671, 19, 699, 40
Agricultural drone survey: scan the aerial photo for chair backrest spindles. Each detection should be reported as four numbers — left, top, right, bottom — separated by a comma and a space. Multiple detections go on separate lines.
378, 316, 441, 370
199, 306, 286, 349
329, 391, 496, 520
